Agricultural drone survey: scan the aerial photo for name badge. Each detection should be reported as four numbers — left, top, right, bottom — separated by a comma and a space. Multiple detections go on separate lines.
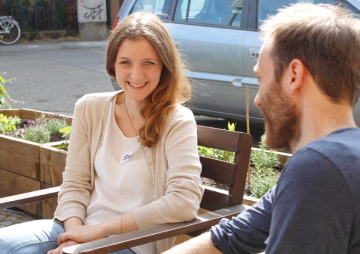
120, 151, 134, 164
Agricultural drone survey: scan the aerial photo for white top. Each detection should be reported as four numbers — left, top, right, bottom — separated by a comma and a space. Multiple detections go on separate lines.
84, 99, 156, 254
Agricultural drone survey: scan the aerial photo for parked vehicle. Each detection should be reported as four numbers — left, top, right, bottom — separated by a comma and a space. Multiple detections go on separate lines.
113, 0, 360, 125
0, 16, 21, 45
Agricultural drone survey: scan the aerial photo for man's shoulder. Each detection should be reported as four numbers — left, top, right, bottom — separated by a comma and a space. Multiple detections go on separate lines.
301, 127, 360, 166
282, 127, 360, 195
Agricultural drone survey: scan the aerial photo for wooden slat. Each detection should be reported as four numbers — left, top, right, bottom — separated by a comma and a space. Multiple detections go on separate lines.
227, 133, 253, 206
0, 135, 40, 179
0, 169, 42, 214
0, 186, 60, 209
0, 109, 22, 117
62, 204, 246, 254
197, 125, 240, 152
40, 183, 59, 219
200, 187, 231, 211
0, 108, 73, 125
39, 146, 67, 186
200, 156, 236, 183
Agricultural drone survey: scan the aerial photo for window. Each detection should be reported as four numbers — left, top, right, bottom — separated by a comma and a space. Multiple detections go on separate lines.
174, 0, 243, 27
257, 0, 334, 27
130, 0, 171, 20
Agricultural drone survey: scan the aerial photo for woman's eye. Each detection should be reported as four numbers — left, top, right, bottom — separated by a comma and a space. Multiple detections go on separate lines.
145, 61, 155, 65
120, 61, 130, 65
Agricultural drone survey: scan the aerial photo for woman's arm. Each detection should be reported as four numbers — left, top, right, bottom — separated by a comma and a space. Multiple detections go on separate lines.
54, 96, 94, 222
56, 213, 139, 244
133, 107, 204, 229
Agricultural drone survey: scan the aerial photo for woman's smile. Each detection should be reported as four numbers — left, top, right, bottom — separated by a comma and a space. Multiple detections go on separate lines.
127, 81, 148, 88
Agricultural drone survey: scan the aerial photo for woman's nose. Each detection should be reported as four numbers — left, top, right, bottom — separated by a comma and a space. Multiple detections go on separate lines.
130, 65, 144, 80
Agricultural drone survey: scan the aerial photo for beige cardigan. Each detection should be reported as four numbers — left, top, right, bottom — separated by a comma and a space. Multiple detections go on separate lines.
54, 91, 204, 253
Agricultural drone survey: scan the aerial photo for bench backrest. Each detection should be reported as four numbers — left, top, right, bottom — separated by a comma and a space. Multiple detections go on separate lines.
197, 125, 252, 211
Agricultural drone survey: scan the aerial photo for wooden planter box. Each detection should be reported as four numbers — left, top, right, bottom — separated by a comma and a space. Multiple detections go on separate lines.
0, 109, 71, 218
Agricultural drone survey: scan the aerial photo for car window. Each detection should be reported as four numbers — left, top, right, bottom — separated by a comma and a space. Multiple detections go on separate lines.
130, 0, 171, 20
174, 0, 243, 27
345, 0, 360, 17
257, 0, 333, 27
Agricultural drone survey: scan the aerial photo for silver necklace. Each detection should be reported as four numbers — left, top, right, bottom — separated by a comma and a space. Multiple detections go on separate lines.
123, 95, 137, 134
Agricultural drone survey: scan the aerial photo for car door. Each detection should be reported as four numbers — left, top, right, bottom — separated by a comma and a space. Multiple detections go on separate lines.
165, 0, 248, 120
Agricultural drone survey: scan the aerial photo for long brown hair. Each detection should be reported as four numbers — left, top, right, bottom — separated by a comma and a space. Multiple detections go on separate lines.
106, 12, 191, 147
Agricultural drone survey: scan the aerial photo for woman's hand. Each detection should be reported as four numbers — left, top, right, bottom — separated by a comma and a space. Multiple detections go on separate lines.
57, 224, 106, 246
47, 240, 79, 254
56, 213, 139, 248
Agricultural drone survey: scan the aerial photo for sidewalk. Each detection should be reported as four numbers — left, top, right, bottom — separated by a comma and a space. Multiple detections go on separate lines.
0, 209, 33, 228
0, 40, 107, 53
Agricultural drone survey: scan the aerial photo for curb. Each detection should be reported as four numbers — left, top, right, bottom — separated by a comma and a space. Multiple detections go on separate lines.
0, 41, 107, 53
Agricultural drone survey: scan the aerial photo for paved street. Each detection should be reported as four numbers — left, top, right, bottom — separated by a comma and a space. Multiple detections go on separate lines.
0, 41, 113, 116
0, 209, 33, 228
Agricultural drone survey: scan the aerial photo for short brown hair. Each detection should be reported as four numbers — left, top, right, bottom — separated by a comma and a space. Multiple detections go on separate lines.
106, 12, 191, 147
260, 3, 360, 106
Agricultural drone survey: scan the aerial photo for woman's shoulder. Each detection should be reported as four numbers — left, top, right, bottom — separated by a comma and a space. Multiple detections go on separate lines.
73, 91, 120, 121
165, 105, 196, 130
171, 104, 194, 117
76, 91, 120, 106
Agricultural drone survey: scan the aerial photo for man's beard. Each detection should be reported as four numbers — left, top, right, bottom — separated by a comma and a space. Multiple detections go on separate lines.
260, 82, 301, 152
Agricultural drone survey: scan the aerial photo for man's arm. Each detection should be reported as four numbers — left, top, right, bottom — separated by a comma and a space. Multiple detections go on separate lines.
162, 232, 221, 254
164, 187, 276, 254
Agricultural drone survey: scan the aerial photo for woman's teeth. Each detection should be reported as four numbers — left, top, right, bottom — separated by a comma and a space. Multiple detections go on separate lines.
129, 82, 146, 88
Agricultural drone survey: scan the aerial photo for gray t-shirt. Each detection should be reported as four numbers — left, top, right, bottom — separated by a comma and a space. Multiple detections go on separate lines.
211, 128, 360, 254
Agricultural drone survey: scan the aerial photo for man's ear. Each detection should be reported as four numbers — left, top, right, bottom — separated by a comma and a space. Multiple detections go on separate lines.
285, 59, 305, 94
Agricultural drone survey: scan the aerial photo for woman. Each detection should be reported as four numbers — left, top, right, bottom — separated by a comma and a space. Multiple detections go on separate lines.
0, 12, 203, 254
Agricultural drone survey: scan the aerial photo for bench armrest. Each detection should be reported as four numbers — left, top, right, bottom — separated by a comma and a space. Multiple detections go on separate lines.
62, 205, 246, 254
0, 186, 60, 209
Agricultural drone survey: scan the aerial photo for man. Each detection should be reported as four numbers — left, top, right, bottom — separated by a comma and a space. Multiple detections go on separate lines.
163, 3, 360, 254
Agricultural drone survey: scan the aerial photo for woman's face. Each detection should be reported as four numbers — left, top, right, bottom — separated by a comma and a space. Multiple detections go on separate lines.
114, 36, 163, 103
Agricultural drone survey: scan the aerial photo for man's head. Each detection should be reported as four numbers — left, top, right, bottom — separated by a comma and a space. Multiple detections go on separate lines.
254, 3, 360, 151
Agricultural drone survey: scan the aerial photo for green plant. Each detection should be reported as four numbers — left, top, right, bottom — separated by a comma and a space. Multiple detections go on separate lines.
0, 114, 21, 133
0, 74, 11, 109
21, 114, 69, 144
22, 124, 51, 144
45, 117, 67, 135
56, 126, 71, 151
250, 136, 280, 198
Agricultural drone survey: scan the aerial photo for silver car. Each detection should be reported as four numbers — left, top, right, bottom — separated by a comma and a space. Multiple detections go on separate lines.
114, 0, 360, 125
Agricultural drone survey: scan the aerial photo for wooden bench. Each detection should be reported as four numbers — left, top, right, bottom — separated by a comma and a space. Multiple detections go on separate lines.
0, 125, 253, 254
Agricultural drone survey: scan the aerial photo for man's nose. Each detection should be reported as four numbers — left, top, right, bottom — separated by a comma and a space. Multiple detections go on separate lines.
254, 93, 261, 108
